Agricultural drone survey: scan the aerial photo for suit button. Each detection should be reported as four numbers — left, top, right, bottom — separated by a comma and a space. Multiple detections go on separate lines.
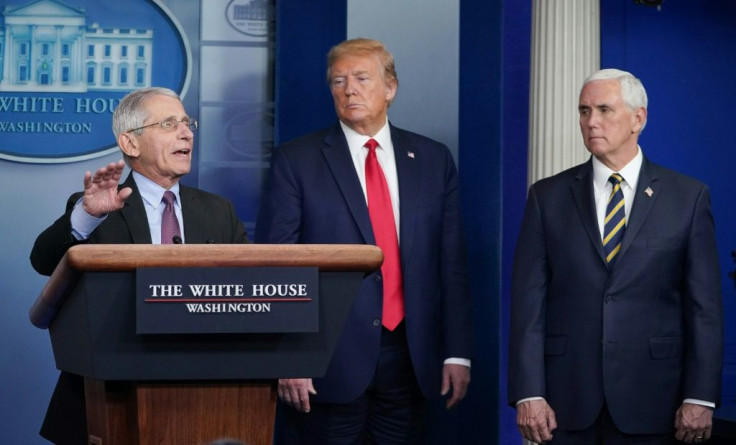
605, 295, 615, 303
372, 319, 381, 327
375, 274, 382, 282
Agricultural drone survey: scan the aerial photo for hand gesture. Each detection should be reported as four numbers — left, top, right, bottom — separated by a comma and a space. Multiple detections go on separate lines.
82, 160, 132, 217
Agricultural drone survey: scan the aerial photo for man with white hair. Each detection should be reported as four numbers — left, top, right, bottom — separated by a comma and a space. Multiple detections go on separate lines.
508, 69, 723, 444
31, 87, 248, 444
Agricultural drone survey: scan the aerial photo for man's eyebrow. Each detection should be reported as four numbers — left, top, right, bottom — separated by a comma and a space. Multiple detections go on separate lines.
158, 114, 184, 121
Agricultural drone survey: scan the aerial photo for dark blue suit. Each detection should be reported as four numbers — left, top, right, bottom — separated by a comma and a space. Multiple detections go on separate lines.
256, 122, 473, 405
508, 157, 723, 434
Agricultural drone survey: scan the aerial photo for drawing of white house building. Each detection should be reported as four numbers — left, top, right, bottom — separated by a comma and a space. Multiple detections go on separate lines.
0, 0, 153, 92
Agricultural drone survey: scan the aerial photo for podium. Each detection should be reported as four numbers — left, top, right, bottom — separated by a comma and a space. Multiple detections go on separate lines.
30, 244, 382, 445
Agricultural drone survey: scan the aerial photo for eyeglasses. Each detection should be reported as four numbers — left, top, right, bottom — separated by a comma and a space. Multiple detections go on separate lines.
127, 117, 198, 133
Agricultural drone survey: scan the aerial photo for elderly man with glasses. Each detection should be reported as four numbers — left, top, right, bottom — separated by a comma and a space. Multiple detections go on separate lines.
30, 86, 248, 444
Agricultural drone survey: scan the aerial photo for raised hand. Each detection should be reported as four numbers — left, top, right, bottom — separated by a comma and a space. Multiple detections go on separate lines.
82, 160, 132, 217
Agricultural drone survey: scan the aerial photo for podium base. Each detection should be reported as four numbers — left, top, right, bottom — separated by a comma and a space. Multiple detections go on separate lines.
85, 379, 277, 445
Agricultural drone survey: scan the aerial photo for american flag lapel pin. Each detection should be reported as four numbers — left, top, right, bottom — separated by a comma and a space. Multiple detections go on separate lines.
644, 186, 654, 197
407, 151, 415, 159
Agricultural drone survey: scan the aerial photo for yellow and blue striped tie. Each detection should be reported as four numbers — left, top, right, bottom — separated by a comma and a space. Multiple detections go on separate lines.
603, 173, 626, 263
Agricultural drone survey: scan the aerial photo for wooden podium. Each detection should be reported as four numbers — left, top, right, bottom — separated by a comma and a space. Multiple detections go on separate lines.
30, 244, 382, 445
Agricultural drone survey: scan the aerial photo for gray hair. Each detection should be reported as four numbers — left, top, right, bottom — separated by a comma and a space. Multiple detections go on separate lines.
112, 87, 180, 138
582, 68, 648, 130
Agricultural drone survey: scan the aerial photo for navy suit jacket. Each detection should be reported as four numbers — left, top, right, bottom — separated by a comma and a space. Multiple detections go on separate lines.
30, 172, 248, 443
255, 122, 474, 402
508, 157, 723, 434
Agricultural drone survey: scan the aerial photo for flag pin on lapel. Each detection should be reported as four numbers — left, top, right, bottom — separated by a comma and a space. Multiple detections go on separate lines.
645, 187, 654, 197
407, 151, 415, 158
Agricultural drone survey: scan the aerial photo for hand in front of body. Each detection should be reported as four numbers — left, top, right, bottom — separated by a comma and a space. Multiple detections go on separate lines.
278, 378, 317, 413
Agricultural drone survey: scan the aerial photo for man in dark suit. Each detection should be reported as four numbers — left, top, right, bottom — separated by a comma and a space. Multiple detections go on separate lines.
30, 87, 248, 444
255, 38, 474, 443
508, 69, 723, 444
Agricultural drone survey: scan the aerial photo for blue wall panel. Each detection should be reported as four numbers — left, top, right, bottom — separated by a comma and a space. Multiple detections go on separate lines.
458, 1, 504, 442
275, 2, 346, 146
499, 1, 533, 442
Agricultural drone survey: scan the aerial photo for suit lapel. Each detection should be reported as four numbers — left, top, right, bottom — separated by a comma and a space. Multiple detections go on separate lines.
181, 186, 207, 243
571, 160, 608, 264
392, 126, 419, 261
321, 123, 376, 244
617, 157, 659, 262
119, 173, 153, 244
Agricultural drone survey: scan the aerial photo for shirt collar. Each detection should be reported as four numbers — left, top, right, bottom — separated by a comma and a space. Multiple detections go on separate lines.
132, 170, 181, 209
340, 119, 392, 155
591, 146, 643, 191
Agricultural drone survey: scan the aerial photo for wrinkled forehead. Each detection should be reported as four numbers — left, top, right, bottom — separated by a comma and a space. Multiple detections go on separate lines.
331, 53, 382, 76
141, 94, 187, 119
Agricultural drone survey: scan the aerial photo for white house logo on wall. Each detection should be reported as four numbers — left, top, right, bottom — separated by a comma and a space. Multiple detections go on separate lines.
226, 0, 272, 38
0, 0, 189, 163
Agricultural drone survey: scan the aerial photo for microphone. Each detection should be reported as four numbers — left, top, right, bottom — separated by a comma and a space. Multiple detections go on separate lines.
206, 239, 215, 244
172, 235, 183, 244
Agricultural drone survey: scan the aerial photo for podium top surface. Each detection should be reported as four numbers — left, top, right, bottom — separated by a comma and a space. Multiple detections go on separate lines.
66, 244, 383, 272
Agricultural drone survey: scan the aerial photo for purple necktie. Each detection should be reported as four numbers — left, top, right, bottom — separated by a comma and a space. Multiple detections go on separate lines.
161, 191, 181, 244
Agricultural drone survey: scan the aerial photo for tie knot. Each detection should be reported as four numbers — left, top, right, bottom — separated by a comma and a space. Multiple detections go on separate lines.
609, 173, 624, 185
162, 191, 176, 206
364, 138, 379, 153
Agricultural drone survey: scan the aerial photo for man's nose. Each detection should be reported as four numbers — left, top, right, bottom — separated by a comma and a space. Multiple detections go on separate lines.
178, 124, 194, 139
344, 78, 357, 95
585, 111, 600, 127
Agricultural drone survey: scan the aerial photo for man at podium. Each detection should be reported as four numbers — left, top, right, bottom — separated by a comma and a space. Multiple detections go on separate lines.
256, 38, 474, 443
30, 87, 249, 444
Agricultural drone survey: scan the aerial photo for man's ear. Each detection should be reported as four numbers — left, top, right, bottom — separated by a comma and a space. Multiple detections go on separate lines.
118, 132, 140, 158
633, 107, 647, 133
385, 79, 397, 103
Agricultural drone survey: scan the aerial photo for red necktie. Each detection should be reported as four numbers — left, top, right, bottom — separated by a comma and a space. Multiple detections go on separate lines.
364, 139, 404, 330
161, 191, 181, 244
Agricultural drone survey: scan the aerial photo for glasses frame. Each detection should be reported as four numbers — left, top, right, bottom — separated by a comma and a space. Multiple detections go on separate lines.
126, 117, 198, 133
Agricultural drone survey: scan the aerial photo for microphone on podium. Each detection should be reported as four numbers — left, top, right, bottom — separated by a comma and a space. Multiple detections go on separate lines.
172, 235, 183, 244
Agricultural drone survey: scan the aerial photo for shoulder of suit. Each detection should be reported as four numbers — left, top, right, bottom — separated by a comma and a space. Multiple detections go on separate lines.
279, 127, 333, 150
389, 124, 446, 149
179, 184, 231, 204
532, 160, 590, 188
644, 159, 708, 189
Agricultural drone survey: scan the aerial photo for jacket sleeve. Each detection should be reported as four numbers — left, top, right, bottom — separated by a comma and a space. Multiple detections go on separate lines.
682, 185, 723, 405
508, 185, 549, 405
30, 192, 86, 276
